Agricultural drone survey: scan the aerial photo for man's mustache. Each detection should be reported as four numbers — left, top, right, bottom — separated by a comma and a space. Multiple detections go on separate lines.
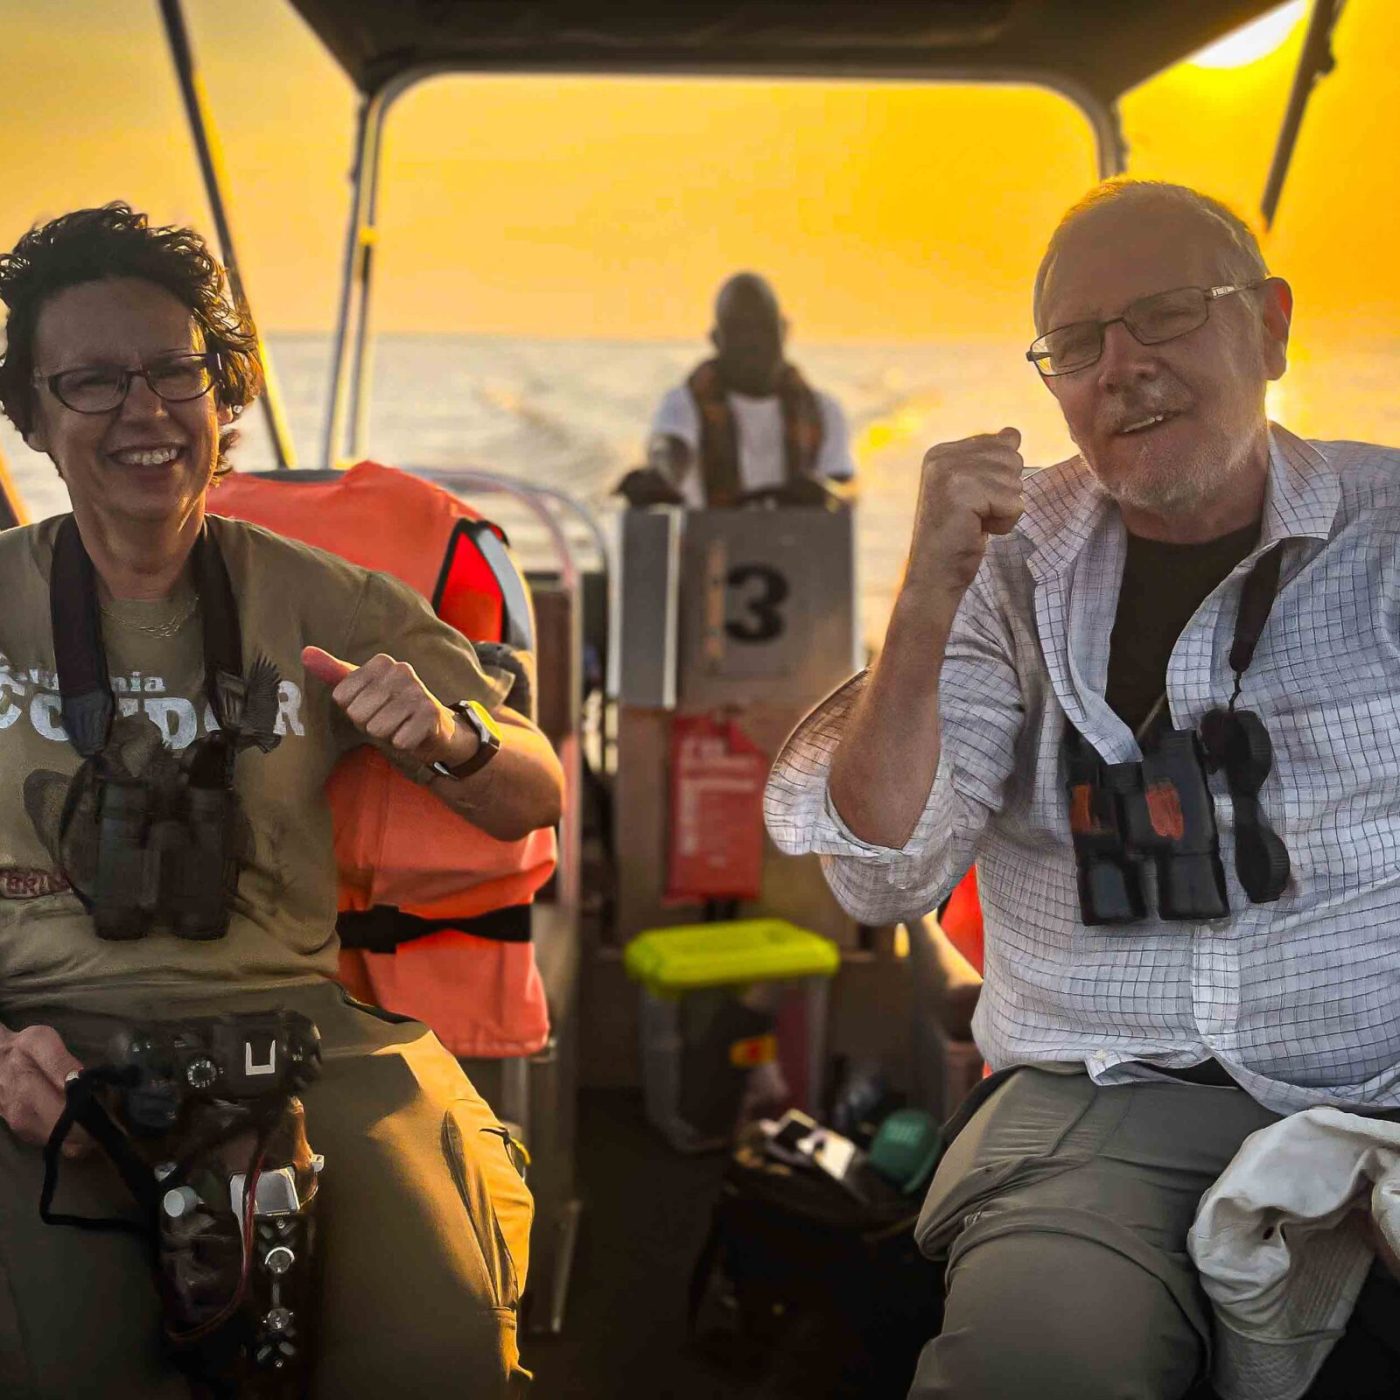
1098, 392, 1193, 435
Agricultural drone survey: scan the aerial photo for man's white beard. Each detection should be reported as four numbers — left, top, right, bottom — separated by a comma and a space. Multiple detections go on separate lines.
1077, 419, 1259, 519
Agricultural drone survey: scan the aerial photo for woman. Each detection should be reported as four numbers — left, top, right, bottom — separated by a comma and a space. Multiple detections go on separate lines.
0, 205, 562, 1397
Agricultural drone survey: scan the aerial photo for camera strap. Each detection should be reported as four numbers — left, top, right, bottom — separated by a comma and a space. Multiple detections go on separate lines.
40, 1067, 161, 1233
50, 514, 245, 761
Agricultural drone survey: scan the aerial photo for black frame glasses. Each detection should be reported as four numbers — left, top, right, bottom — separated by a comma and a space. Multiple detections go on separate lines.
33, 352, 220, 414
1026, 281, 1266, 377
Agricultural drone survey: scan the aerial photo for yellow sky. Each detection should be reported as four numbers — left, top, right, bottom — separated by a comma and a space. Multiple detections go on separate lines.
0, 0, 1397, 343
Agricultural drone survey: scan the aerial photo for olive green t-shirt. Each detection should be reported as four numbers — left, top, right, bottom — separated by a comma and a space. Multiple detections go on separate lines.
0, 513, 504, 1017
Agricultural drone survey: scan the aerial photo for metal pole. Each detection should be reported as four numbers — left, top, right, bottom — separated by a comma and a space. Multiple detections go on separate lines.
1262, 0, 1345, 230
324, 85, 396, 468
323, 96, 374, 469
346, 105, 390, 462
1096, 100, 1128, 179
0, 446, 27, 528
156, 0, 297, 468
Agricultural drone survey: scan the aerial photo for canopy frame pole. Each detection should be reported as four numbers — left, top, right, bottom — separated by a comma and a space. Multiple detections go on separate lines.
324, 73, 417, 468
324, 95, 375, 467
156, 0, 297, 469
1262, 0, 1346, 230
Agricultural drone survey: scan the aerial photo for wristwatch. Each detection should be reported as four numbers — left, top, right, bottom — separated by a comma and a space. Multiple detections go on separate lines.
430, 700, 502, 780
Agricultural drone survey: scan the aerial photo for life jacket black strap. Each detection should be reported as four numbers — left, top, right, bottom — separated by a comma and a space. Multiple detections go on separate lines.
336, 902, 532, 952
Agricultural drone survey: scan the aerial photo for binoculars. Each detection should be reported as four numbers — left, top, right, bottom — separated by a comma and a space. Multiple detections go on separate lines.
1066, 727, 1230, 925
90, 768, 238, 942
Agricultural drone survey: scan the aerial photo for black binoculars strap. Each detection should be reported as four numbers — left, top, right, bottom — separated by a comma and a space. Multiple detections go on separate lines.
1070, 541, 1286, 759
50, 516, 115, 759
1226, 544, 1284, 705
50, 515, 244, 758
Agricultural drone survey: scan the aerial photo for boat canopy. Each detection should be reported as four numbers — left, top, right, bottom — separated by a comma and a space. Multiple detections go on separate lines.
287, 0, 1288, 106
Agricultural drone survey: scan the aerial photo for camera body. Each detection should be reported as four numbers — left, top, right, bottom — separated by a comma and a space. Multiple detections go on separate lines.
1066, 726, 1229, 925
107, 1010, 322, 1137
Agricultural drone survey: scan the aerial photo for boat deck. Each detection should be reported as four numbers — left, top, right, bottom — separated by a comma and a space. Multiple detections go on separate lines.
526, 1088, 935, 1399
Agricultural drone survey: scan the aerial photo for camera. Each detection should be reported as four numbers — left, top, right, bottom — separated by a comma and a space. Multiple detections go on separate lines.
107, 1010, 322, 1137
1065, 726, 1229, 925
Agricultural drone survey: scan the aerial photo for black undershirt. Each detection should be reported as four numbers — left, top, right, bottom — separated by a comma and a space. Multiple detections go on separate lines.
1104, 517, 1261, 1088
1105, 518, 1262, 737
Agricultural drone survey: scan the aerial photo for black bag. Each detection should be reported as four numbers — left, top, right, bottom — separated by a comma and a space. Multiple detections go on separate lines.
688, 1125, 943, 1397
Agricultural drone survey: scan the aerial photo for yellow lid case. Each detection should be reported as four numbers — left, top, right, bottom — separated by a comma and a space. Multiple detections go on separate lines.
624, 919, 840, 992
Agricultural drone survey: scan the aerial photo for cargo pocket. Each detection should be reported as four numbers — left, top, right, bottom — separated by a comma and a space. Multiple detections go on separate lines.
440, 1106, 527, 1311
914, 1067, 1118, 1260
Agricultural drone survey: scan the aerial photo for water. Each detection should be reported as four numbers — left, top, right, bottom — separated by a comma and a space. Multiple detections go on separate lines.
5, 334, 1398, 648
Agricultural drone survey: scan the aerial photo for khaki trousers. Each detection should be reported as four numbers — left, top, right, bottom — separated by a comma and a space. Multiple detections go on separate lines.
907, 1067, 1400, 1400
0, 982, 532, 1400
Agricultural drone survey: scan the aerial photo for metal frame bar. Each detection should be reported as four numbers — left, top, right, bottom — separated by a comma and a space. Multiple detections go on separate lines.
1261, 0, 1346, 230
156, 0, 297, 469
408, 466, 589, 910
0, 445, 27, 529
321, 63, 1123, 469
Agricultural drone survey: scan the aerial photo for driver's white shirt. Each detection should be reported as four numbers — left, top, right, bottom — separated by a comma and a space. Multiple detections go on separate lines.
651, 383, 855, 508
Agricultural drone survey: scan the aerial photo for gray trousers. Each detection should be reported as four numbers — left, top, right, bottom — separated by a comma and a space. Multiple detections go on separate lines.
906, 1067, 1398, 1400
0, 982, 532, 1399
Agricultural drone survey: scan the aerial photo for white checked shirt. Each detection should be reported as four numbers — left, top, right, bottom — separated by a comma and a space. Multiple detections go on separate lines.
765, 426, 1400, 1115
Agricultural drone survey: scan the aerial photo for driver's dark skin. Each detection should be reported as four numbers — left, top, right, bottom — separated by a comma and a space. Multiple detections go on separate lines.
648, 272, 788, 480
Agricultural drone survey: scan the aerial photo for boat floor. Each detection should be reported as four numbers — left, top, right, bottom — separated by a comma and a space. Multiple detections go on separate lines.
524, 1088, 935, 1399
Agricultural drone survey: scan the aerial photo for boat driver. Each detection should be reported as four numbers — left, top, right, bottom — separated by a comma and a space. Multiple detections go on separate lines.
766, 179, 1400, 1397
631, 272, 856, 508
0, 203, 564, 1397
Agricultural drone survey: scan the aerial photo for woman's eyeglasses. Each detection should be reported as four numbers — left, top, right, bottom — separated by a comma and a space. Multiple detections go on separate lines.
34, 352, 220, 414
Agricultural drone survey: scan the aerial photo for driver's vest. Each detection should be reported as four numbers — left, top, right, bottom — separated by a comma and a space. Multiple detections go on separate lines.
211, 461, 554, 1057
686, 358, 824, 507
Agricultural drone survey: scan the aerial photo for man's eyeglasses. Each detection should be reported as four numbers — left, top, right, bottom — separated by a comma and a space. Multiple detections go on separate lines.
33, 352, 220, 414
1026, 281, 1266, 377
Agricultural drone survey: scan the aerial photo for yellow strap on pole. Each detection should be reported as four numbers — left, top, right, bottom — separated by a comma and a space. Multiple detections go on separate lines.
0, 445, 29, 528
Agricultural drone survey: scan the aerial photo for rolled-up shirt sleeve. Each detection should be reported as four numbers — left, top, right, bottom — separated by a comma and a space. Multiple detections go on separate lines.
763, 568, 1024, 924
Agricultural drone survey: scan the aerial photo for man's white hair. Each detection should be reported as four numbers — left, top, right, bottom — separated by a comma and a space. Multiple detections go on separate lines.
1033, 179, 1269, 332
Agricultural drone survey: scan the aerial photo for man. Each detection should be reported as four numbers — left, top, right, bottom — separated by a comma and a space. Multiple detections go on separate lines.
648, 272, 855, 507
0, 204, 562, 1396
765, 179, 1400, 1397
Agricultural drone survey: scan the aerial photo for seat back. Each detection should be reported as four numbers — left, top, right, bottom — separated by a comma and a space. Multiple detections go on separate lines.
211, 461, 555, 1056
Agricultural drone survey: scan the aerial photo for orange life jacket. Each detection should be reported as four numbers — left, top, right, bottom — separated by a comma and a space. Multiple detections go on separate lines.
686, 358, 824, 507
939, 867, 984, 975
210, 460, 555, 1057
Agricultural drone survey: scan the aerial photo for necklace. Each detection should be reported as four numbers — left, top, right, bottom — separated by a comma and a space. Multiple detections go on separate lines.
99, 592, 200, 640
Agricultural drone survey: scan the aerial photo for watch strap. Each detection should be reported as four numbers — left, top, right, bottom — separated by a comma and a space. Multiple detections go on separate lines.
430, 700, 501, 780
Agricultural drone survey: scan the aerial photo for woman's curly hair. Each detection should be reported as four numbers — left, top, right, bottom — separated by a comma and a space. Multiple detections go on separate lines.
0, 203, 264, 478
